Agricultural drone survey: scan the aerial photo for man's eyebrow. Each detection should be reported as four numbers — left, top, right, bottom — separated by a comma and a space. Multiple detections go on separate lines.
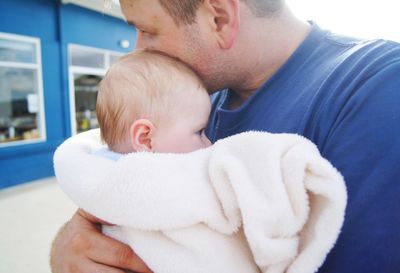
126, 20, 136, 27
127, 20, 147, 30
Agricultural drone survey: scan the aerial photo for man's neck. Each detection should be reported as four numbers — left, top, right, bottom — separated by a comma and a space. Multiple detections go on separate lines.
228, 6, 311, 110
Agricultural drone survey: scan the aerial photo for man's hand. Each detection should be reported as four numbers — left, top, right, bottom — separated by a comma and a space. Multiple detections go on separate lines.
50, 209, 152, 273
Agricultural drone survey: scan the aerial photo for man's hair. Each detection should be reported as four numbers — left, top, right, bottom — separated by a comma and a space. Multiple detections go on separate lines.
159, 0, 284, 25
96, 50, 204, 152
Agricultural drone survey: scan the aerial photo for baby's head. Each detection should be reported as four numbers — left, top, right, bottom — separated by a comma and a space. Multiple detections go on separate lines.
96, 50, 211, 154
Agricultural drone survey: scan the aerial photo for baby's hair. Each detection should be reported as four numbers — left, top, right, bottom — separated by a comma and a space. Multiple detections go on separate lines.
96, 50, 205, 152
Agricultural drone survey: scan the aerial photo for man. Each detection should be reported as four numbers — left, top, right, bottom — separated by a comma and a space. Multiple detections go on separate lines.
50, 0, 400, 272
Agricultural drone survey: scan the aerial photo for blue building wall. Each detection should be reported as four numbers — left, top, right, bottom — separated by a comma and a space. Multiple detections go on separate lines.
0, 0, 136, 189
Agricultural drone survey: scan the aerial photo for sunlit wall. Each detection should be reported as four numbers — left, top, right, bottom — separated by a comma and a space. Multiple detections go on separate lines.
287, 0, 400, 42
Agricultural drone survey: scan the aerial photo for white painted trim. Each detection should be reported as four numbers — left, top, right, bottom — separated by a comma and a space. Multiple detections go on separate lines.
104, 51, 110, 69
0, 62, 39, 69
70, 66, 106, 76
0, 32, 40, 44
69, 44, 123, 60
35, 37, 47, 144
0, 32, 47, 148
68, 68, 78, 135
0, 138, 45, 148
68, 44, 123, 69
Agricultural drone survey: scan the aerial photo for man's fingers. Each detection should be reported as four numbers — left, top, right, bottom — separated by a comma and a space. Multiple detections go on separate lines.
75, 261, 127, 273
77, 208, 113, 225
50, 210, 152, 273
84, 228, 152, 273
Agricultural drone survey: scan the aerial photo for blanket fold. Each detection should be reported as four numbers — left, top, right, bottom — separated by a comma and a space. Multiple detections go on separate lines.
54, 129, 346, 273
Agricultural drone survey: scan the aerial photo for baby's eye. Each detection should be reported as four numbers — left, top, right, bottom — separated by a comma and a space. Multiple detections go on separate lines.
197, 129, 205, 135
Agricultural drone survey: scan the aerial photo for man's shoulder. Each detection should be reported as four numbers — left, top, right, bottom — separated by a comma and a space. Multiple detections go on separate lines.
314, 35, 400, 102
323, 32, 400, 72
309, 24, 400, 76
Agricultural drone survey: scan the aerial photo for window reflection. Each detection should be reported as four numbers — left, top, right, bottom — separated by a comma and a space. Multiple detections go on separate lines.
0, 38, 36, 63
0, 34, 44, 146
73, 74, 102, 133
0, 68, 40, 142
68, 44, 123, 134
70, 47, 105, 68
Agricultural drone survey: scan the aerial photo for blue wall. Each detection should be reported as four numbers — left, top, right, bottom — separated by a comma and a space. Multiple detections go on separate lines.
0, 0, 136, 189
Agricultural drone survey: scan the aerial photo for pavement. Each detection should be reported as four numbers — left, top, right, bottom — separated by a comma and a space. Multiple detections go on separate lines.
0, 177, 77, 273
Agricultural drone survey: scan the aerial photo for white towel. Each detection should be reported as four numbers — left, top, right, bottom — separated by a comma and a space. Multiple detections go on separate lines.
54, 129, 347, 273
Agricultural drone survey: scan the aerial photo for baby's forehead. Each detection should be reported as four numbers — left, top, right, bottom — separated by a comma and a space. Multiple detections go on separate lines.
172, 88, 211, 114
105, 51, 209, 106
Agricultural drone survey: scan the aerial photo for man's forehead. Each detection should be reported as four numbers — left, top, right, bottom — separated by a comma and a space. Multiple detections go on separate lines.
120, 0, 161, 13
120, 0, 172, 27
119, 0, 136, 7
120, 0, 140, 13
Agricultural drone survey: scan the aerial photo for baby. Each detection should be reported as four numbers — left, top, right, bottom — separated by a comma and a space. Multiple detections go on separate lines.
96, 50, 211, 155
54, 50, 347, 273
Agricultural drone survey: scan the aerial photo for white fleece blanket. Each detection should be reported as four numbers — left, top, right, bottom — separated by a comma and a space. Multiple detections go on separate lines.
54, 129, 347, 273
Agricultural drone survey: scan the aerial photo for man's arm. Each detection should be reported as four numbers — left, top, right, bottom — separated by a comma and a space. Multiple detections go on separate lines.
315, 61, 400, 272
50, 209, 152, 273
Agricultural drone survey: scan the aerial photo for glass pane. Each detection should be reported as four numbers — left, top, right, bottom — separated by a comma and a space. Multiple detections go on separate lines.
74, 73, 102, 133
109, 53, 122, 66
0, 38, 36, 63
70, 47, 105, 68
0, 67, 42, 144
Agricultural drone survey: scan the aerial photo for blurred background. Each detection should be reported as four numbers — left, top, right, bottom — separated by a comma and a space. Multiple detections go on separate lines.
0, 0, 135, 189
0, 0, 399, 272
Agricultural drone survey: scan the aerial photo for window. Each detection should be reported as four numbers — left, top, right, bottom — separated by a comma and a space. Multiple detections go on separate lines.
0, 33, 46, 147
68, 44, 123, 134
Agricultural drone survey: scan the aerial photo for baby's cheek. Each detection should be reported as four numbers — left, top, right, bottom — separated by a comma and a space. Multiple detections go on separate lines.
202, 135, 212, 148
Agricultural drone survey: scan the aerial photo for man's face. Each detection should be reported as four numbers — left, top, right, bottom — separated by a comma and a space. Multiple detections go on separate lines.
120, 0, 225, 92
120, 0, 185, 56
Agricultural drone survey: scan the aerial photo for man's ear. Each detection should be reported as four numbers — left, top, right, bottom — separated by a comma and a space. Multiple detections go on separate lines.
129, 119, 155, 152
203, 0, 240, 49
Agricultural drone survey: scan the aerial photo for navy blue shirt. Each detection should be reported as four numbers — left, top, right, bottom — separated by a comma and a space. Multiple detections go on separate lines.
206, 23, 400, 273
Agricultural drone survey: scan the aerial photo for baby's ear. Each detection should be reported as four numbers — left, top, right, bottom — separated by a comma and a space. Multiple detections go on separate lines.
129, 119, 155, 152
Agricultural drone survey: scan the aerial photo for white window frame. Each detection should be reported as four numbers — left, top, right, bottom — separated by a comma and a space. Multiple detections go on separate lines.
0, 32, 47, 148
68, 44, 123, 135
